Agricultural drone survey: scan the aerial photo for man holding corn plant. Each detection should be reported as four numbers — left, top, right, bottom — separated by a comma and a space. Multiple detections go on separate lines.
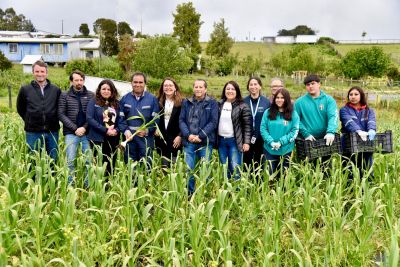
118, 72, 160, 163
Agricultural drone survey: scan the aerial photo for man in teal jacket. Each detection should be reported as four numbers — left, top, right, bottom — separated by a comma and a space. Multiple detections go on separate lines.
294, 74, 338, 146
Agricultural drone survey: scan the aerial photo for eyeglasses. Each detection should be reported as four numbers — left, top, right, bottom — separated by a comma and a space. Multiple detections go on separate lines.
271, 85, 283, 89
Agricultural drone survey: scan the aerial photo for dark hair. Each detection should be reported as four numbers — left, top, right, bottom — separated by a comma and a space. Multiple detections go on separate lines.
221, 80, 242, 102
347, 86, 368, 107
131, 72, 147, 84
157, 77, 183, 108
303, 74, 320, 85
69, 70, 85, 81
268, 88, 293, 121
95, 79, 119, 109
247, 76, 262, 90
32, 60, 48, 72
194, 79, 207, 88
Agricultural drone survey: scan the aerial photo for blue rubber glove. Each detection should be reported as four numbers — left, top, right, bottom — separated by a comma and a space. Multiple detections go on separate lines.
368, 129, 376, 141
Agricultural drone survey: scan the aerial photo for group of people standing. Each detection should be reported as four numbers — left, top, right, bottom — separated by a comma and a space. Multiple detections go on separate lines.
17, 60, 377, 191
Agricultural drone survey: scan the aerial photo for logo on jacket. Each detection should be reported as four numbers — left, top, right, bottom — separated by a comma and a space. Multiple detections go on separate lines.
319, 104, 324, 111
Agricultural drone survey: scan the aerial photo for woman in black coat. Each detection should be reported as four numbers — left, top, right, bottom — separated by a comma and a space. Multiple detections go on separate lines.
155, 78, 183, 165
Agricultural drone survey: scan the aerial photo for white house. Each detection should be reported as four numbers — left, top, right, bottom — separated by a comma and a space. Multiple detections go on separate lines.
20, 55, 44, 73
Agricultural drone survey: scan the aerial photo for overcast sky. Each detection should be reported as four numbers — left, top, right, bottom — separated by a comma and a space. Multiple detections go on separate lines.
1, 0, 399, 41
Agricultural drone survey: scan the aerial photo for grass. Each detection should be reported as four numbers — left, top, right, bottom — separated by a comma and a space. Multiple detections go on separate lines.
0, 105, 399, 265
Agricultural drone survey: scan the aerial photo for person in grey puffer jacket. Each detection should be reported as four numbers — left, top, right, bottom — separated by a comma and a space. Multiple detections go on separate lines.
58, 71, 94, 186
217, 81, 252, 180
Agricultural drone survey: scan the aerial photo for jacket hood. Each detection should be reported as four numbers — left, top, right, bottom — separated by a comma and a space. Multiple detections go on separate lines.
187, 94, 212, 103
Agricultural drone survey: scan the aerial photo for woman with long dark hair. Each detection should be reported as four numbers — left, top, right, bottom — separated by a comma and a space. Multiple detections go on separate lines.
260, 88, 299, 175
155, 78, 183, 165
340, 86, 376, 178
87, 79, 120, 176
217, 81, 252, 179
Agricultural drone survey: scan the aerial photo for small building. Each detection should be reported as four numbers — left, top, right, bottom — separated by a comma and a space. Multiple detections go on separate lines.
0, 36, 100, 64
295, 35, 318, 44
20, 55, 44, 73
80, 39, 101, 59
275, 36, 296, 44
262, 36, 276, 43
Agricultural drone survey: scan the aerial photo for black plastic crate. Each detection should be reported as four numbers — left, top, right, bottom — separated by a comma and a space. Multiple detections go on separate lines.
295, 133, 342, 160
342, 130, 393, 154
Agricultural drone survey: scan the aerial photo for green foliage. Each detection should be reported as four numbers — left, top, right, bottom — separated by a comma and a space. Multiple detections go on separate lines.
1, 109, 400, 265
317, 37, 337, 44
92, 57, 124, 80
277, 25, 315, 36
117, 34, 137, 75
117, 21, 133, 36
79, 23, 90, 36
132, 35, 193, 79
386, 65, 400, 81
0, 7, 35, 31
65, 59, 95, 76
204, 54, 238, 76
206, 18, 234, 58
238, 54, 263, 76
340, 47, 391, 79
270, 45, 325, 75
0, 50, 12, 71
172, 2, 202, 55
93, 18, 119, 56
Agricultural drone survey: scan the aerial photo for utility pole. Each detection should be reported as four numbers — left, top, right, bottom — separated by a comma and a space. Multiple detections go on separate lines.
61, 19, 64, 34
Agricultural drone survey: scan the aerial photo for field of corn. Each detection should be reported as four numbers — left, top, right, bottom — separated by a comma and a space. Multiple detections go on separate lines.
0, 107, 399, 266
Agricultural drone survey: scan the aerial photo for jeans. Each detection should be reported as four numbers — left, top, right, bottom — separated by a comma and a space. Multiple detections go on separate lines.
264, 150, 291, 176
125, 136, 153, 163
184, 143, 213, 194
218, 136, 242, 180
65, 134, 91, 186
26, 131, 59, 162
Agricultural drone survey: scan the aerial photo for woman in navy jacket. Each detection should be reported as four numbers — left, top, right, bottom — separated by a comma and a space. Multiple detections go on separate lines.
155, 78, 183, 165
340, 86, 376, 178
87, 79, 120, 176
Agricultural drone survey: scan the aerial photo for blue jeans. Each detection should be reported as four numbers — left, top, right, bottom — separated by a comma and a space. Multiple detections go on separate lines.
26, 131, 59, 162
264, 150, 291, 176
125, 136, 153, 163
218, 136, 242, 180
184, 143, 213, 194
65, 134, 91, 186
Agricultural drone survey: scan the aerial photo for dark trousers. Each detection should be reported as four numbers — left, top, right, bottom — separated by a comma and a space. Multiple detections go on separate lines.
243, 137, 264, 170
91, 136, 119, 176
264, 150, 291, 176
343, 152, 374, 180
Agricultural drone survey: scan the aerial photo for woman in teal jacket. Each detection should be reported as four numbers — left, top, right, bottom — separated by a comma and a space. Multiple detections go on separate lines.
260, 88, 299, 175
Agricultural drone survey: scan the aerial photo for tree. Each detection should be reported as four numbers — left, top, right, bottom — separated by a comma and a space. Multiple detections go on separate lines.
0, 50, 12, 71
0, 7, 35, 31
117, 34, 137, 74
340, 47, 391, 79
277, 25, 315, 36
362, 31, 367, 39
93, 18, 118, 56
132, 35, 193, 79
172, 2, 202, 55
206, 18, 234, 58
118, 21, 133, 36
79, 23, 90, 36
270, 45, 325, 75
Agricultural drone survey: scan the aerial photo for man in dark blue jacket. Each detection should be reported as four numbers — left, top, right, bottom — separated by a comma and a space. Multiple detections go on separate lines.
58, 71, 94, 186
179, 79, 218, 195
17, 60, 61, 163
118, 72, 159, 162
